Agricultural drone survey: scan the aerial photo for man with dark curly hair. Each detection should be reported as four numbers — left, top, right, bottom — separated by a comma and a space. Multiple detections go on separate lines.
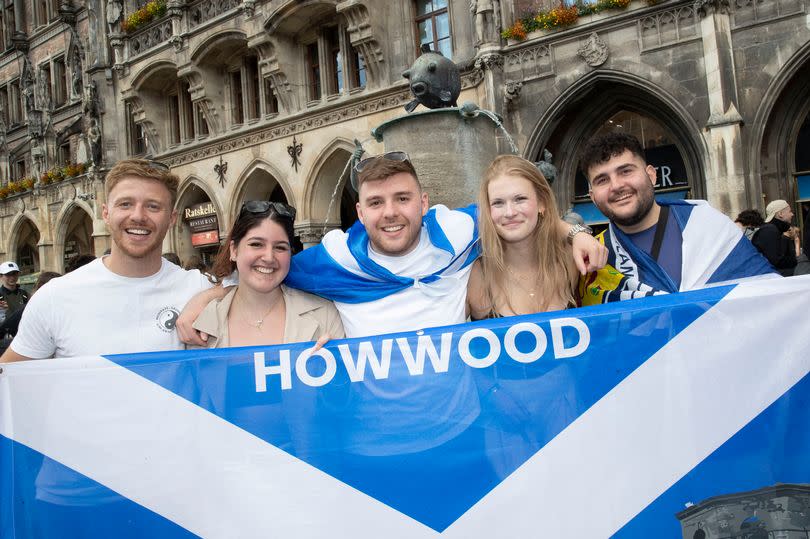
577, 132, 777, 305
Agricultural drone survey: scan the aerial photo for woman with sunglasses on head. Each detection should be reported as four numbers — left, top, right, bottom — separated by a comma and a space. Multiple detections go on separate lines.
467, 155, 580, 319
188, 201, 344, 349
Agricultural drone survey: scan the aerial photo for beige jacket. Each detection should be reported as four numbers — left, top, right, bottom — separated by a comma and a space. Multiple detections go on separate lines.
189, 285, 344, 348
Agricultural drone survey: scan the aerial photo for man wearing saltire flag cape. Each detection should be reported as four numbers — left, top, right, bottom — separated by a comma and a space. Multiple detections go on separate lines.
577, 132, 777, 306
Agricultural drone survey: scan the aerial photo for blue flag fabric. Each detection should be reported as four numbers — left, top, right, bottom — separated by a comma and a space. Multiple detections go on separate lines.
285, 204, 479, 303
580, 200, 778, 305
1, 277, 809, 538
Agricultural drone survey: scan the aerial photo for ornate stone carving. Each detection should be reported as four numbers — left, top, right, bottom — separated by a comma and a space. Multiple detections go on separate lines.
504, 44, 553, 81
128, 19, 173, 56
694, 0, 730, 16
169, 35, 184, 52
503, 80, 522, 107
295, 223, 340, 246
640, 6, 697, 51
163, 89, 414, 167
577, 32, 609, 67
461, 68, 485, 89
242, 0, 256, 16
188, 0, 241, 29
474, 52, 504, 71
195, 99, 221, 134
336, 1, 385, 86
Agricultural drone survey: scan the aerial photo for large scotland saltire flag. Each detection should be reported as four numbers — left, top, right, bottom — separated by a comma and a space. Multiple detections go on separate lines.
1, 277, 809, 538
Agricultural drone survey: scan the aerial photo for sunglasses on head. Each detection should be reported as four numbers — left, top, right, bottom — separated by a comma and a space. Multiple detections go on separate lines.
145, 160, 170, 172
353, 151, 411, 174
239, 200, 297, 221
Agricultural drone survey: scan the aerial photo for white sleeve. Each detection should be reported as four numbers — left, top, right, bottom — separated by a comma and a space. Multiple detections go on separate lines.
10, 288, 57, 359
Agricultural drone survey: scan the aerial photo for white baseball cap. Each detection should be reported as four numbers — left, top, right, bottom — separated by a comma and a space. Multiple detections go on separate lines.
0, 261, 20, 274
764, 199, 790, 223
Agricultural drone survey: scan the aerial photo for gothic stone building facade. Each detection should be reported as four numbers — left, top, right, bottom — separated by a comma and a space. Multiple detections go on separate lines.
0, 0, 807, 276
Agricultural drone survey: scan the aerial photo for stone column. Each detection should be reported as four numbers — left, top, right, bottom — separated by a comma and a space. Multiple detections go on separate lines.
12, 0, 25, 35
474, 51, 503, 116
697, 0, 746, 216
295, 221, 341, 249
37, 242, 56, 272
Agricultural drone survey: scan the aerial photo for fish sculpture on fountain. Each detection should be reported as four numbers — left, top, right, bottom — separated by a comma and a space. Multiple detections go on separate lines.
402, 44, 461, 113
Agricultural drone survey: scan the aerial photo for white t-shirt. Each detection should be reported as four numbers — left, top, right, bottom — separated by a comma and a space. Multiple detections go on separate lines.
335, 228, 472, 338
12, 258, 213, 359
333, 229, 480, 456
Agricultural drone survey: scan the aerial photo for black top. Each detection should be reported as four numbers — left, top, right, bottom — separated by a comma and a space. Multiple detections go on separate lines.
752, 219, 797, 276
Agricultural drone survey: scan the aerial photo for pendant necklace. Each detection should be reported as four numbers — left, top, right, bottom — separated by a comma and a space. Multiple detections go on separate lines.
506, 266, 537, 298
239, 298, 279, 330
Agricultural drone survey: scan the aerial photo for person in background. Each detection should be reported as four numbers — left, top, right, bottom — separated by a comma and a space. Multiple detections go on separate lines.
0, 261, 29, 320
183, 254, 207, 273
751, 199, 798, 277
0, 271, 61, 345
734, 208, 764, 241
0, 261, 30, 354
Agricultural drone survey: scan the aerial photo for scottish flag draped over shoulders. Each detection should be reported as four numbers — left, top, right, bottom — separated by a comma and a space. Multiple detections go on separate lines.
580, 199, 778, 305
285, 204, 479, 303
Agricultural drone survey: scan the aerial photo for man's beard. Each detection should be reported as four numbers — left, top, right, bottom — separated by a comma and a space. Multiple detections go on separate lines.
604, 185, 656, 229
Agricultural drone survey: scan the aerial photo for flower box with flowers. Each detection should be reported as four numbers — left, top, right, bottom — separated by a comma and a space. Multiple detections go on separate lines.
502, 0, 655, 43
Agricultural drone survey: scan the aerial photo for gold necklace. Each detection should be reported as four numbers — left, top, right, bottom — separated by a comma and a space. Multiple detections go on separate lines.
506, 266, 537, 298
237, 296, 280, 330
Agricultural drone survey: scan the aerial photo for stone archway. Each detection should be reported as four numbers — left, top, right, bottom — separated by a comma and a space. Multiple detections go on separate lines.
301, 139, 357, 245
9, 217, 41, 275
526, 76, 706, 223
61, 207, 94, 270
751, 45, 810, 208
231, 160, 292, 220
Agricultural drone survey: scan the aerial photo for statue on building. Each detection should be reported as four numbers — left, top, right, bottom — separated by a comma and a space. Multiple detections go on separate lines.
82, 81, 102, 167
0, 109, 7, 154
21, 62, 35, 115
36, 67, 50, 110
82, 80, 99, 119
470, 0, 501, 46
535, 149, 557, 184
31, 138, 43, 178
71, 45, 84, 98
106, 0, 123, 34
87, 118, 102, 167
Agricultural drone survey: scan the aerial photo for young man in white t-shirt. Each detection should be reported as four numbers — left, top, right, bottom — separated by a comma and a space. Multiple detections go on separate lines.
0, 159, 211, 363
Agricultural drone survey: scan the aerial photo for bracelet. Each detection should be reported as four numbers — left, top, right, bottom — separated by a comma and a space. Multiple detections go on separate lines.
567, 223, 593, 245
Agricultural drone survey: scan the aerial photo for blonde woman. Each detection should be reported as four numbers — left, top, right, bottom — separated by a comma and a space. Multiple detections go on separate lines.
467, 155, 582, 479
468, 155, 579, 318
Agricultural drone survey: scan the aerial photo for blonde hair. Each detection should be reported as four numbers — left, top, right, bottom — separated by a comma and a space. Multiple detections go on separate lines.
478, 155, 575, 313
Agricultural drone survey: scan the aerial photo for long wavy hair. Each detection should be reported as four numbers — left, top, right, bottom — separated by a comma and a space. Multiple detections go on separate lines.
478, 155, 575, 313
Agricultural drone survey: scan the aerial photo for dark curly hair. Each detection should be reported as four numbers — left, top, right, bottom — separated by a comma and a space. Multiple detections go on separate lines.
734, 209, 764, 228
579, 132, 646, 179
